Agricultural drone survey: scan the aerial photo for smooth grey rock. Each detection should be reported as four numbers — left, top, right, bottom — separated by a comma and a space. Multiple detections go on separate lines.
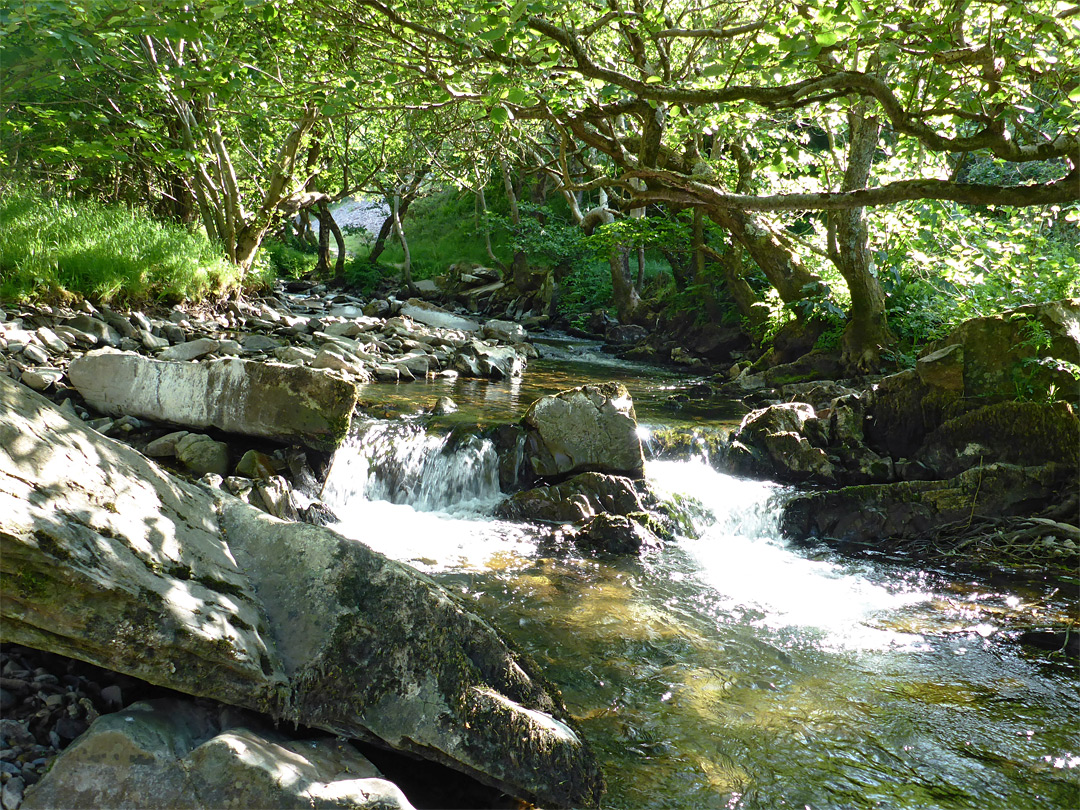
400, 299, 479, 333
275, 346, 317, 364
100, 309, 139, 339
323, 321, 362, 338
240, 334, 284, 353
21, 343, 49, 365
139, 329, 169, 351
257, 476, 298, 520
2, 775, 24, 810
482, 319, 527, 343
144, 431, 190, 458
0, 378, 604, 808
22, 699, 415, 810
454, 341, 525, 380
160, 324, 185, 345
522, 383, 645, 480
35, 327, 68, 354
158, 338, 219, 362
20, 368, 63, 392
216, 339, 242, 356
176, 433, 230, 478
67, 315, 120, 348
67, 350, 356, 452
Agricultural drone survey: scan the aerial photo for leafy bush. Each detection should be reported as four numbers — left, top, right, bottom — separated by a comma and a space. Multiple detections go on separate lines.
0, 188, 261, 305
260, 238, 318, 279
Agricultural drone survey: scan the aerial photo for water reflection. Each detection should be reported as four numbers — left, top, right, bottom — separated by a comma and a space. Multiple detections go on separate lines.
325, 423, 1079, 810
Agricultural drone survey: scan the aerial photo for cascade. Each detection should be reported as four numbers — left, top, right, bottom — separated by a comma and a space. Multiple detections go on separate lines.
322, 419, 501, 513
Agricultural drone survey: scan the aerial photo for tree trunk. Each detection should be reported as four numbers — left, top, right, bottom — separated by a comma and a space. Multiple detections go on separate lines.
498, 154, 521, 226
475, 187, 505, 271
711, 208, 820, 305
323, 200, 347, 280
829, 112, 893, 371
314, 200, 332, 276
392, 190, 413, 291
610, 246, 641, 323
367, 210, 395, 264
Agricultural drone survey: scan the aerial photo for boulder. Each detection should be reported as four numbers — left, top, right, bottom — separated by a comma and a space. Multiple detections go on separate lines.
781, 462, 1074, 548
482, 319, 527, 343
453, 341, 526, 380
925, 298, 1080, 403
23, 699, 414, 810
522, 383, 645, 480
0, 377, 604, 808
605, 324, 649, 346
175, 433, 230, 478
158, 338, 219, 362
400, 299, 479, 333
572, 513, 661, 554
67, 350, 357, 452
723, 402, 836, 483
496, 473, 645, 524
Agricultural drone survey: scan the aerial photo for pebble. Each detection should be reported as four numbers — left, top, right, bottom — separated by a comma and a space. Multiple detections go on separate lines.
2, 775, 24, 810
20, 368, 64, 392
20, 343, 49, 365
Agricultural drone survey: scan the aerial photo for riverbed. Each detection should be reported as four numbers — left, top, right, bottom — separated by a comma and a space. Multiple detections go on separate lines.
323, 338, 1079, 809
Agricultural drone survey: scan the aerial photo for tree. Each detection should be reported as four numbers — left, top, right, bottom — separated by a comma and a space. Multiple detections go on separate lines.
322, 0, 1079, 369
1, 0, 356, 275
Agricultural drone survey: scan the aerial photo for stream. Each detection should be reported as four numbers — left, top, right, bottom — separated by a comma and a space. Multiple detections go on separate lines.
321, 336, 1079, 809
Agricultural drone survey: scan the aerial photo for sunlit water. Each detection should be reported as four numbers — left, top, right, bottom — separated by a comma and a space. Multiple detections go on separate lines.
322, 368, 1079, 809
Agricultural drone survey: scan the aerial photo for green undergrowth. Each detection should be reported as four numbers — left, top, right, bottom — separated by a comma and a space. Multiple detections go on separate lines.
0, 189, 268, 306
346, 189, 514, 281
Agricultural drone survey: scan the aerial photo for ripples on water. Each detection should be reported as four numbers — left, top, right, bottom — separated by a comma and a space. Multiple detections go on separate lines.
322, 403, 1079, 809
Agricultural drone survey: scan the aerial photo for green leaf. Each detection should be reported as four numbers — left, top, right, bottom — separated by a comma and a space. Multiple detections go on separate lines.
489, 104, 510, 124
814, 30, 838, 46
701, 63, 725, 78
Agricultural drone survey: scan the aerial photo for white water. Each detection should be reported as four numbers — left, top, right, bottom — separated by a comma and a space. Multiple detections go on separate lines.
324, 422, 935, 647
319, 418, 1079, 809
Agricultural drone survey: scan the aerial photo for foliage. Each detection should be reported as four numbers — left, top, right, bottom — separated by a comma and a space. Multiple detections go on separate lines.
0, 189, 258, 305
260, 239, 319, 280
879, 199, 1080, 358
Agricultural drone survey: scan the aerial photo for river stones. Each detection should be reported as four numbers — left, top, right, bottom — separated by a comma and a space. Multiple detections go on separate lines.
399, 299, 480, 333
68, 349, 357, 452
22, 699, 415, 810
522, 383, 645, 480
0, 377, 604, 808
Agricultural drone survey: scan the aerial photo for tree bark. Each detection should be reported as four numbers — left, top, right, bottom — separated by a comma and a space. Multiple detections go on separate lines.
392, 190, 413, 291
828, 112, 893, 371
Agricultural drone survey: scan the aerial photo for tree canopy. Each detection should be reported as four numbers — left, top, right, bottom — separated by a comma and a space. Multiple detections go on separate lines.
3, 0, 1077, 369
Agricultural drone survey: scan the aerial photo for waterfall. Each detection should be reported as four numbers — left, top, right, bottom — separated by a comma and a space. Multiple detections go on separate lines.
322, 420, 502, 514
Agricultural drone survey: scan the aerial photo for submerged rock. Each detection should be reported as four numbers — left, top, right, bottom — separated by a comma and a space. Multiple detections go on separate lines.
68, 349, 357, 452
23, 699, 414, 810
522, 383, 645, 480
0, 377, 604, 808
496, 472, 645, 524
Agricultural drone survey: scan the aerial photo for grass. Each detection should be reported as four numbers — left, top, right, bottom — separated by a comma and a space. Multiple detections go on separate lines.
0, 188, 267, 306
346, 189, 513, 278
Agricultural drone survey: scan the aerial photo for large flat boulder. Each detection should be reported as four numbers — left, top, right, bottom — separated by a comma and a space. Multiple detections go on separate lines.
68, 349, 357, 452
0, 376, 604, 808
23, 699, 414, 810
399, 299, 480, 333
522, 383, 645, 480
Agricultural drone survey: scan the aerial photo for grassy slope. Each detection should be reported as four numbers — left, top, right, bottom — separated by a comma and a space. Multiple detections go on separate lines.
0, 190, 269, 306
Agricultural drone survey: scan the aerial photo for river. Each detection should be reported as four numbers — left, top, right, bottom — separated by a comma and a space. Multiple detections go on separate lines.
321, 336, 1079, 809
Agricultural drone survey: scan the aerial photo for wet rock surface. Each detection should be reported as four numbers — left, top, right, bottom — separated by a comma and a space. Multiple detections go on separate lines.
22, 698, 415, 810
522, 382, 645, 480
0, 378, 604, 808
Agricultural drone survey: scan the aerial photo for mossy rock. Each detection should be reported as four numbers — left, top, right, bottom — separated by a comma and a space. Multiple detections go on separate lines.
918, 400, 1080, 476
